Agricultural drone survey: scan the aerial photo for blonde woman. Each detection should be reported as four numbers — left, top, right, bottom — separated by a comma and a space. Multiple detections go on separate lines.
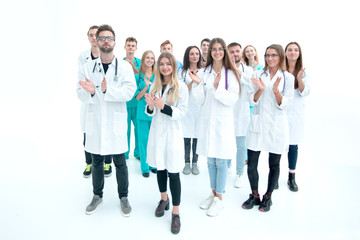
145, 52, 188, 234
243, 45, 264, 71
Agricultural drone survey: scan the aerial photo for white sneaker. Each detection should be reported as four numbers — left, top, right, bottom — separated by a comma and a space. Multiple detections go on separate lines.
206, 196, 224, 217
234, 174, 242, 188
199, 192, 215, 210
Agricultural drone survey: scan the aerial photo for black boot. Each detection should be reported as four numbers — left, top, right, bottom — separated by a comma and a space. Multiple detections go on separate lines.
287, 173, 298, 192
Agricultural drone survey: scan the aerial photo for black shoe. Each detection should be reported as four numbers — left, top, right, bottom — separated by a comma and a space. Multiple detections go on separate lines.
287, 173, 298, 192
104, 164, 112, 177
259, 195, 272, 212
274, 181, 279, 190
150, 168, 157, 174
142, 173, 150, 178
171, 214, 181, 234
242, 194, 260, 209
155, 196, 169, 217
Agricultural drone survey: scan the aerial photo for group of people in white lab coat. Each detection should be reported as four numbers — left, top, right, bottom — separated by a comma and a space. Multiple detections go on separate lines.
77, 24, 310, 234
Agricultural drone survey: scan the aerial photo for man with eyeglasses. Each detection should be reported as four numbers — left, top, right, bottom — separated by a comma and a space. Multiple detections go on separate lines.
77, 24, 136, 217
78, 25, 113, 179
123, 37, 141, 161
228, 42, 254, 189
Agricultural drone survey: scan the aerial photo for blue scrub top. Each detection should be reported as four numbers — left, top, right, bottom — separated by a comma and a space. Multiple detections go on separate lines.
135, 73, 154, 121
124, 57, 141, 108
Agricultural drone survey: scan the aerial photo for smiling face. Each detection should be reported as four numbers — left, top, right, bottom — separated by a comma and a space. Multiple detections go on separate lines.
245, 46, 256, 60
285, 44, 300, 61
189, 47, 200, 64
210, 42, 225, 62
97, 30, 115, 53
158, 57, 173, 79
265, 48, 280, 69
201, 41, 209, 54
228, 45, 242, 63
160, 44, 173, 53
144, 52, 155, 68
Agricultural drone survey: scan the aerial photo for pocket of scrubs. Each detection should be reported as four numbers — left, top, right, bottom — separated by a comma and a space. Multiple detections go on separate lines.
85, 113, 94, 135
114, 112, 127, 137
248, 114, 261, 133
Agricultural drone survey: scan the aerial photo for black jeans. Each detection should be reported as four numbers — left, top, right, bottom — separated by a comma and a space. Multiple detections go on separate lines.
84, 133, 112, 164
92, 153, 128, 198
288, 145, 298, 170
184, 138, 198, 164
157, 170, 181, 206
247, 149, 281, 194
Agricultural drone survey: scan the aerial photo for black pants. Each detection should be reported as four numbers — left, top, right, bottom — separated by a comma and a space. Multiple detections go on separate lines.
84, 133, 112, 164
92, 153, 128, 198
288, 145, 298, 170
184, 138, 198, 163
157, 170, 181, 206
247, 149, 281, 194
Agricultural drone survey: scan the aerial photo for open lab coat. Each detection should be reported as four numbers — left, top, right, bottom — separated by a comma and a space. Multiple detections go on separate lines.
287, 72, 310, 144
77, 56, 136, 155
247, 69, 294, 154
191, 66, 239, 160
146, 81, 188, 173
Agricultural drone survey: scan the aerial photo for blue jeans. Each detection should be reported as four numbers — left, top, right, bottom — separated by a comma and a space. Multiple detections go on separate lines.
235, 136, 247, 175
288, 145, 298, 170
207, 157, 230, 195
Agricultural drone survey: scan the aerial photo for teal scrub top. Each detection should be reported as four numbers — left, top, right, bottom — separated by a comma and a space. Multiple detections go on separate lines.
124, 57, 141, 108
135, 73, 154, 121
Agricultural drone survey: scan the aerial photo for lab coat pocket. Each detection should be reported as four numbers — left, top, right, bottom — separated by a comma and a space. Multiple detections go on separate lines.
248, 114, 261, 133
85, 113, 94, 135
114, 112, 127, 137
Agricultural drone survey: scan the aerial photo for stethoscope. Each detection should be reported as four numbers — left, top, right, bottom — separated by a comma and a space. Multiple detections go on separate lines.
204, 64, 229, 90
92, 58, 118, 90
260, 70, 286, 93
137, 73, 153, 91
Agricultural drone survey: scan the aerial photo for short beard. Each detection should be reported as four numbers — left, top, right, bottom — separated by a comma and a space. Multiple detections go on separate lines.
100, 46, 114, 53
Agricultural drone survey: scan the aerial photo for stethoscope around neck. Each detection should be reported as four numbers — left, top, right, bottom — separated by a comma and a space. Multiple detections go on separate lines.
260, 70, 286, 93
204, 64, 229, 90
92, 58, 118, 84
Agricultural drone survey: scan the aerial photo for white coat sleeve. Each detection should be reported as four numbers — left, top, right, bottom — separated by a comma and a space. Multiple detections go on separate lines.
77, 63, 96, 104
104, 64, 137, 102
299, 72, 310, 97
248, 71, 261, 106
190, 71, 206, 105
276, 73, 294, 110
169, 82, 189, 120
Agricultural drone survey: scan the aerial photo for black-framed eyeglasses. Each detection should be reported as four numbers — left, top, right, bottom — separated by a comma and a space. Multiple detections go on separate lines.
97, 36, 115, 42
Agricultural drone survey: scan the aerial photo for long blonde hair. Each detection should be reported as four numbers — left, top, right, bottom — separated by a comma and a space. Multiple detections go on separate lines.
152, 52, 179, 106
139, 50, 155, 75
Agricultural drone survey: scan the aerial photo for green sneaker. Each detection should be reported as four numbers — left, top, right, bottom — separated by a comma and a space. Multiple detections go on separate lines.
104, 164, 112, 177
83, 164, 92, 178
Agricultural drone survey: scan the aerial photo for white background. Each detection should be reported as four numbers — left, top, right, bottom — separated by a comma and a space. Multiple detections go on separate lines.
0, 0, 359, 239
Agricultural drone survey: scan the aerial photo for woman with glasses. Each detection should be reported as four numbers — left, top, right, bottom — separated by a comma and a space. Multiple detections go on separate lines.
145, 52, 188, 234
285, 42, 310, 192
134, 50, 157, 178
189, 38, 241, 217
178, 46, 202, 175
242, 44, 294, 212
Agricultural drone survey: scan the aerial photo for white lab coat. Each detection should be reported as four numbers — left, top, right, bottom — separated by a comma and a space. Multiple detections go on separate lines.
233, 63, 253, 136
247, 69, 294, 154
77, 56, 137, 155
78, 49, 94, 132
191, 66, 239, 159
146, 81, 189, 173
287, 72, 310, 144
178, 69, 200, 138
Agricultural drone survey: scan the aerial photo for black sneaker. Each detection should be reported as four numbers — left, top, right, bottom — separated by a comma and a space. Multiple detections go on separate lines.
83, 164, 92, 178
150, 168, 157, 174
242, 194, 260, 209
259, 195, 272, 212
104, 164, 112, 177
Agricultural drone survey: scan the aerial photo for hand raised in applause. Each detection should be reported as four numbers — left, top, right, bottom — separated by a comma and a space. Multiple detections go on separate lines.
79, 78, 96, 95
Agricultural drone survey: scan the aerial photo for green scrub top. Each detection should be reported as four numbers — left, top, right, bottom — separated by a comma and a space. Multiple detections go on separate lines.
135, 73, 154, 121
